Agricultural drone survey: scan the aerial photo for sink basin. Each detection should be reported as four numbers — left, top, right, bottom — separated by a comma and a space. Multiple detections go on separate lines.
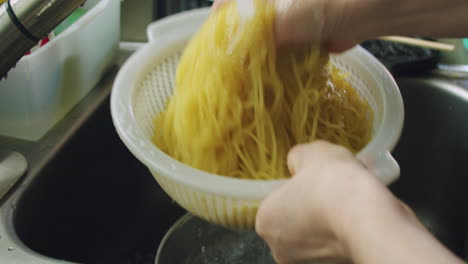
3, 76, 468, 263
390, 78, 468, 258
12, 95, 185, 264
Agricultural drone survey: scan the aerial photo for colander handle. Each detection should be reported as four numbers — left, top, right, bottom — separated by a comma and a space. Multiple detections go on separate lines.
358, 151, 400, 185
146, 8, 211, 43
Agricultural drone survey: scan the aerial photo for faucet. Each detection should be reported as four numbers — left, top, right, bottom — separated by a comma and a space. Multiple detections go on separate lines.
0, 0, 86, 78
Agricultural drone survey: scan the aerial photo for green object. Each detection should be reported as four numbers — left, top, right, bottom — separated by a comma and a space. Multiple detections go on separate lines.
463, 39, 468, 50
54, 8, 87, 36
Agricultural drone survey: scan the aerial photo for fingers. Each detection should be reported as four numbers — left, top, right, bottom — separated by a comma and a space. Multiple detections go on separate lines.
257, 142, 356, 263
212, 0, 231, 10
257, 141, 394, 264
213, 0, 326, 48
325, 39, 359, 53
213, 0, 364, 52
255, 188, 295, 263
287, 140, 355, 175
274, 0, 326, 47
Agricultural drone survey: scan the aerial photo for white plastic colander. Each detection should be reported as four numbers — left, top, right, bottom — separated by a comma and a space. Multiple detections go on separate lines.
111, 8, 404, 229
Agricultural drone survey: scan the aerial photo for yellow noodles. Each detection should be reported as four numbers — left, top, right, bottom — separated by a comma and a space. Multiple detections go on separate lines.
153, 0, 373, 180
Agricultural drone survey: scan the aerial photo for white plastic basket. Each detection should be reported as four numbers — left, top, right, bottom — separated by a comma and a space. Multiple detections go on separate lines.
111, 8, 404, 229
0, 0, 120, 141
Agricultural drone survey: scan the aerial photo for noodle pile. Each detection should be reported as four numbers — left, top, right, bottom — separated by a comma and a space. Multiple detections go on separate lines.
153, 0, 373, 180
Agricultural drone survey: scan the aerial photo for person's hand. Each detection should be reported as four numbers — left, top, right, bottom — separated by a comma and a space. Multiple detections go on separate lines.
255, 141, 465, 264
254, 140, 408, 263
212, 0, 405, 52
213, 0, 360, 52
213, 0, 468, 53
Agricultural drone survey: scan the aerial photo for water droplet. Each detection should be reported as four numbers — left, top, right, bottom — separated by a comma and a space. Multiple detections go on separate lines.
8, 247, 14, 251
201, 246, 206, 253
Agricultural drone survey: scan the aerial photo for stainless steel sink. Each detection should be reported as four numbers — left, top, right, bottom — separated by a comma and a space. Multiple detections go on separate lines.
390, 78, 468, 258
13, 97, 185, 263
0, 70, 467, 263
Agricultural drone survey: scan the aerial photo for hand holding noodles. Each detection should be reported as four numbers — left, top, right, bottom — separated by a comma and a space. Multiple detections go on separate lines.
153, 0, 373, 180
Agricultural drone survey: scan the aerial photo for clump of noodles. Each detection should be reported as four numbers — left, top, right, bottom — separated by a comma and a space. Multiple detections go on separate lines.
153, 0, 373, 180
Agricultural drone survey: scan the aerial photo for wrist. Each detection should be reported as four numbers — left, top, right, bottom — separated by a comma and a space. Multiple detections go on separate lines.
325, 0, 468, 43
315, 167, 396, 259
359, 0, 468, 39
322, 172, 410, 258
334, 187, 464, 264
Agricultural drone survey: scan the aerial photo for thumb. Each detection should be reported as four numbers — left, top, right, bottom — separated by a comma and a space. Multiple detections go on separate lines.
287, 141, 356, 175
287, 141, 326, 175
287, 144, 308, 175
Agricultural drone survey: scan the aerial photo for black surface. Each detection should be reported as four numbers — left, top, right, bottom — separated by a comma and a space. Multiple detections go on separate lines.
390, 79, 468, 258
14, 98, 185, 264
361, 39, 440, 76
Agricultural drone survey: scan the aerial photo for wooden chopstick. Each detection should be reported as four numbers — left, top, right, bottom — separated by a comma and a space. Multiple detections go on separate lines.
378, 36, 455, 51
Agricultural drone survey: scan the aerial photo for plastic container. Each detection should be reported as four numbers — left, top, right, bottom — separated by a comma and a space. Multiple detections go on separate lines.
111, 8, 404, 229
0, 0, 120, 141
